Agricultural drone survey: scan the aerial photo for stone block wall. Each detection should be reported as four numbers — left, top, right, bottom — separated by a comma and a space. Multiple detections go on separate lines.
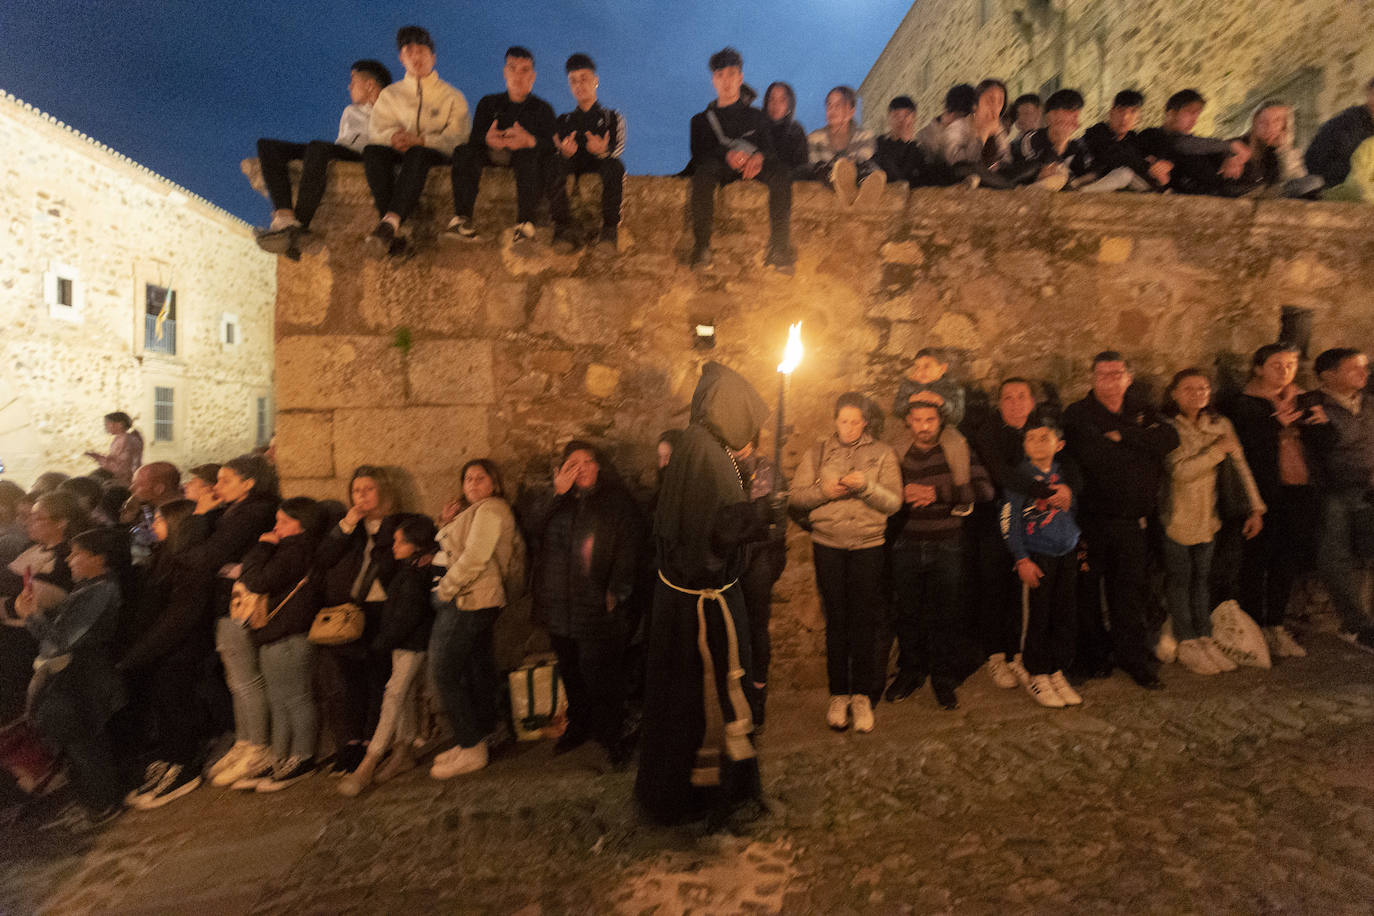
252, 159, 1374, 684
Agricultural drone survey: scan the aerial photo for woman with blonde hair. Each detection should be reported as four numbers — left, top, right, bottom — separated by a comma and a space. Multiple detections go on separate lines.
1228, 100, 1324, 198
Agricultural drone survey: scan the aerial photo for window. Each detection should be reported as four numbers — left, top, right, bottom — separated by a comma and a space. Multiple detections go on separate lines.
221, 312, 241, 348
154, 387, 175, 442
43, 263, 82, 321
145, 284, 177, 355
256, 396, 271, 447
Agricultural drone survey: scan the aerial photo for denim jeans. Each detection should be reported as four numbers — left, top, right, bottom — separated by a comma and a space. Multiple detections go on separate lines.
215, 616, 268, 747
1162, 537, 1216, 642
259, 634, 317, 761
428, 601, 501, 749
368, 649, 427, 754
1318, 488, 1373, 631
889, 537, 964, 684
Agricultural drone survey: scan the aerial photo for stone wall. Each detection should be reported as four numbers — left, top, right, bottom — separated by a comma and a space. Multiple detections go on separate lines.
252, 160, 1374, 684
860, 0, 1374, 144
0, 92, 276, 486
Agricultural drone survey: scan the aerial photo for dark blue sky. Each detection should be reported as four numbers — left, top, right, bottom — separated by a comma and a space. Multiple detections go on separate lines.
0, 0, 913, 223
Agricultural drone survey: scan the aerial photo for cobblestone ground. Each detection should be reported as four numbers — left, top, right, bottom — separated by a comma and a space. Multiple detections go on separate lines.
3, 635, 1374, 915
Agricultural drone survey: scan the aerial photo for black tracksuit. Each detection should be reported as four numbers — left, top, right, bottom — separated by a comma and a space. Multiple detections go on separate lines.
549, 102, 627, 233
452, 92, 558, 224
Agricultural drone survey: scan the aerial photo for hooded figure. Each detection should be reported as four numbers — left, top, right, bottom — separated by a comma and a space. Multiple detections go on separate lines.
763, 82, 808, 173
636, 362, 772, 826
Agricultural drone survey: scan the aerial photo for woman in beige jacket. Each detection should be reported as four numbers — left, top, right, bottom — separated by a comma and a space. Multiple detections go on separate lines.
428, 459, 519, 779
1161, 369, 1265, 676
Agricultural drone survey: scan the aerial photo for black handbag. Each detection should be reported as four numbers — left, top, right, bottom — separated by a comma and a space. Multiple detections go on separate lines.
1214, 455, 1252, 522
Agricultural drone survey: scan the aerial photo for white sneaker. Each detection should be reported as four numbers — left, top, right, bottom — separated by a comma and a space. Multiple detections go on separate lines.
1006, 654, 1032, 687
986, 653, 1018, 689
826, 695, 850, 731
212, 744, 270, 788
207, 740, 250, 778
1027, 674, 1065, 708
430, 741, 488, 779
1048, 671, 1083, 706
1270, 626, 1307, 658
1155, 621, 1179, 664
509, 221, 536, 246
1176, 639, 1220, 675
849, 695, 874, 733
830, 158, 859, 207
1200, 636, 1239, 672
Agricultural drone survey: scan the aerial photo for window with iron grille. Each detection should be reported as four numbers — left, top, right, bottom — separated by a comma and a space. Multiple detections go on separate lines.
145, 284, 177, 355
154, 387, 175, 441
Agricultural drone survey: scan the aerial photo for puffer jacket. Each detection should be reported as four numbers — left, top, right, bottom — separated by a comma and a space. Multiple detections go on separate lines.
789, 432, 902, 550
434, 497, 516, 610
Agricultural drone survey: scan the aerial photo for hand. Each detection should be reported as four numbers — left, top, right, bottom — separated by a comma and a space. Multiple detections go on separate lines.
1274, 403, 1303, 427
194, 490, 223, 515
343, 504, 367, 527
555, 132, 578, 158
584, 131, 609, 157
391, 130, 420, 152
1242, 511, 1264, 539
258, 531, 280, 544
439, 499, 462, 526
1304, 404, 1329, 425
1015, 558, 1043, 588
1219, 154, 1246, 180
1104, 430, 1123, 443
1148, 159, 1173, 186
839, 471, 866, 492
821, 478, 849, 500
84, 450, 102, 460
553, 457, 580, 495
904, 483, 936, 507
1219, 435, 1242, 458
605, 592, 617, 614
741, 152, 764, 180
725, 149, 749, 172
506, 122, 536, 150
485, 121, 508, 150
1048, 484, 1073, 511
14, 586, 37, 620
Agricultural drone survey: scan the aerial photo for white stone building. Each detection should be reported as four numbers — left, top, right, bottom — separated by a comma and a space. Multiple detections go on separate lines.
0, 91, 275, 488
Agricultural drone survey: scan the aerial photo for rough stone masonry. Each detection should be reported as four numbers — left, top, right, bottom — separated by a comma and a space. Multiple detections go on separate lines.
246, 160, 1374, 686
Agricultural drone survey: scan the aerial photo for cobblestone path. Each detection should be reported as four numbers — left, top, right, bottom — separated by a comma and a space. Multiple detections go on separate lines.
3, 635, 1373, 914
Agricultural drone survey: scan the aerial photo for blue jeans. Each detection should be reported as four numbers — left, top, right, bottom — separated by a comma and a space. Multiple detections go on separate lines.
1163, 537, 1215, 641
215, 616, 268, 747
258, 635, 317, 761
428, 601, 501, 749
1318, 489, 1373, 631
889, 537, 963, 684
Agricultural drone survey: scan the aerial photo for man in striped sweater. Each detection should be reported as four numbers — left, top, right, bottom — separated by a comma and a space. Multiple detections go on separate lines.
886, 402, 994, 710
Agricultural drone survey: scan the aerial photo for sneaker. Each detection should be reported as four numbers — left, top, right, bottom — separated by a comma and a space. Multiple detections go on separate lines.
509, 221, 536, 247
1048, 671, 1083, 706
256, 756, 315, 793
211, 743, 270, 787
207, 740, 251, 779
430, 741, 488, 779
228, 757, 275, 791
689, 245, 713, 270
960, 174, 981, 190
854, 171, 886, 210
764, 244, 795, 275
849, 694, 875, 733
826, 695, 850, 731
551, 225, 581, 254
932, 680, 959, 710
442, 215, 480, 243
830, 158, 859, 206
1176, 638, 1221, 675
1200, 636, 1239, 672
1027, 674, 1065, 708
386, 235, 409, 259
1270, 625, 1307, 658
38, 801, 121, 834
126, 760, 170, 806
329, 742, 368, 777
134, 764, 202, 809
1337, 628, 1374, 655
597, 226, 619, 250
254, 225, 298, 255
950, 503, 973, 517
986, 654, 1018, 689
365, 221, 395, 259
884, 669, 926, 703
1155, 622, 1179, 664
1006, 654, 1032, 687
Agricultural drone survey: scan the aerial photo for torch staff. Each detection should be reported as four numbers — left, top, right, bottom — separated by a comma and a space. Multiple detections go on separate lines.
774, 322, 804, 494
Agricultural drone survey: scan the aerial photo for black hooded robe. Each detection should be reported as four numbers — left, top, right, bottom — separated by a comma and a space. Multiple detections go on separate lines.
635, 363, 772, 825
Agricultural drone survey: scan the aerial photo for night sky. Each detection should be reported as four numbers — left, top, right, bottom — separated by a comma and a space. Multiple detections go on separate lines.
0, 0, 914, 223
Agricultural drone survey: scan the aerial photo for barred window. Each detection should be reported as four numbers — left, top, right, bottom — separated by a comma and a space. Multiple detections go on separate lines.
154, 387, 175, 442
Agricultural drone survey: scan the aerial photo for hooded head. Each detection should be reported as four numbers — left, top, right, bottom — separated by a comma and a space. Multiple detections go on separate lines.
689, 362, 769, 451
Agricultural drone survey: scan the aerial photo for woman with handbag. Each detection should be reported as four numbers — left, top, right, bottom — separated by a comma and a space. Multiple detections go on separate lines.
312, 466, 402, 775
1161, 369, 1265, 675
230, 497, 325, 792
429, 459, 518, 780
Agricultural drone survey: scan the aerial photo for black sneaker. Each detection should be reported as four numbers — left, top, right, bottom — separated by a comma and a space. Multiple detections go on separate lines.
764, 244, 796, 276
125, 760, 170, 806
884, 670, 927, 703
330, 742, 367, 776
365, 221, 395, 259
386, 235, 408, 259
442, 215, 480, 243
255, 756, 315, 793
135, 763, 202, 809
1125, 666, 1165, 690
254, 224, 299, 255
932, 680, 959, 710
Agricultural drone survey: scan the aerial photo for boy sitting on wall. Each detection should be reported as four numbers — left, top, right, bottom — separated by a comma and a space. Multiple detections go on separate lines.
548, 53, 628, 253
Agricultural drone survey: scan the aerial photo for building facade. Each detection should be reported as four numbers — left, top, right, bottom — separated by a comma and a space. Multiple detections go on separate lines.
0, 91, 275, 487
860, 0, 1374, 145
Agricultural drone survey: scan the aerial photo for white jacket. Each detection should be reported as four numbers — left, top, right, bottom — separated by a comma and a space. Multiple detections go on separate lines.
368, 71, 470, 156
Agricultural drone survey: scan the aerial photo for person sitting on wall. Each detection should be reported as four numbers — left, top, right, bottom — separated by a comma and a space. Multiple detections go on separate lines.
85, 412, 143, 486
873, 96, 926, 187
686, 47, 794, 273
361, 26, 471, 259
1322, 136, 1374, 203
1137, 89, 1249, 196
762, 82, 809, 176
254, 59, 392, 259
1010, 88, 1091, 190
1304, 76, 1374, 191
443, 46, 558, 250
802, 86, 887, 209
915, 84, 977, 187
1225, 100, 1325, 199
1078, 90, 1160, 192
941, 79, 1014, 189
546, 54, 628, 253
1009, 92, 1042, 145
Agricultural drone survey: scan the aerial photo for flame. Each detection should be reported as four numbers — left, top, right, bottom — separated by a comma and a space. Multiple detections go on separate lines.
777, 322, 803, 374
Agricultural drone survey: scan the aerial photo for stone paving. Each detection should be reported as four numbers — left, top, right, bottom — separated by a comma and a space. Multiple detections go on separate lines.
3, 634, 1374, 915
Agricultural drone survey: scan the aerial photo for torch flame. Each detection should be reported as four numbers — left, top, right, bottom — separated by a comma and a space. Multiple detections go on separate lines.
777, 322, 803, 374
